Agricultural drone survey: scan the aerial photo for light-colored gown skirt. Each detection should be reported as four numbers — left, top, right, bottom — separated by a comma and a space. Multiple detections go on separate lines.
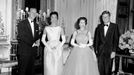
44, 40, 63, 75
62, 46, 100, 75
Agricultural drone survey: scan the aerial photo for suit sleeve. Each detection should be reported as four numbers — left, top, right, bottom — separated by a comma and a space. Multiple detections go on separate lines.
17, 21, 33, 46
34, 23, 40, 40
113, 24, 120, 52
93, 26, 100, 56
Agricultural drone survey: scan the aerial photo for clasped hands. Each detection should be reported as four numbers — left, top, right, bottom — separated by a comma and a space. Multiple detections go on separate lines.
78, 43, 87, 48
47, 44, 62, 52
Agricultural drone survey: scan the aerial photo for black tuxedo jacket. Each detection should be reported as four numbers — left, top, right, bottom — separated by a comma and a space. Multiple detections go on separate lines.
93, 22, 120, 58
17, 19, 40, 55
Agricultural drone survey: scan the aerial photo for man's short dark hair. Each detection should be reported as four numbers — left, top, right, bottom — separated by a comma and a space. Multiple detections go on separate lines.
101, 10, 111, 16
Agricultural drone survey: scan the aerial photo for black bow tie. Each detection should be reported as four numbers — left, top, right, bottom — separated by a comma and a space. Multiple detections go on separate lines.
31, 21, 34, 23
104, 24, 108, 26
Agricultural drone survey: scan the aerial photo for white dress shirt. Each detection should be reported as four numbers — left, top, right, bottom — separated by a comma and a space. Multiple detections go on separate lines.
104, 22, 110, 36
28, 18, 34, 37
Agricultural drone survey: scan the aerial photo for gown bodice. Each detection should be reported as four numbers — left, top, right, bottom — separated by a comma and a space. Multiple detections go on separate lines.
76, 31, 89, 44
45, 26, 61, 41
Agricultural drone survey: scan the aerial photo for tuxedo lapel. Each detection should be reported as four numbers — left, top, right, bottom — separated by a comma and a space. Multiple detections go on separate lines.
34, 22, 36, 38
100, 25, 105, 39
105, 23, 113, 38
26, 19, 34, 38
100, 23, 113, 43
34, 22, 37, 39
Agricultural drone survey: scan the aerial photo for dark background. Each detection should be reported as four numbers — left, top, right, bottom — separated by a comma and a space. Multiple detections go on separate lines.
25, 0, 40, 12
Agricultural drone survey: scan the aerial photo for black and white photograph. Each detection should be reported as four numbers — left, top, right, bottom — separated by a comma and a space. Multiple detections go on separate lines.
0, 0, 134, 75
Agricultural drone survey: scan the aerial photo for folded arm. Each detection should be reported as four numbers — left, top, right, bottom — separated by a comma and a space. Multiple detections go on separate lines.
41, 28, 52, 51
60, 27, 66, 46
71, 31, 79, 47
86, 31, 93, 47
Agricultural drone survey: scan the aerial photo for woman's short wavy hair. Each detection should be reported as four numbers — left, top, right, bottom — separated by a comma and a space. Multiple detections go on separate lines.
75, 17, 87, 29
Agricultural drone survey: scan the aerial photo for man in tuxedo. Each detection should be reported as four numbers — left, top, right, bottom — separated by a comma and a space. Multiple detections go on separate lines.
93, 10, 120, 75
17, 8, 40, 75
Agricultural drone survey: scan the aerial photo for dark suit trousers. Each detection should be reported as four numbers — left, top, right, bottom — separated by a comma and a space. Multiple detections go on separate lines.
17, 49, 36, 75
98, 56, 112, 75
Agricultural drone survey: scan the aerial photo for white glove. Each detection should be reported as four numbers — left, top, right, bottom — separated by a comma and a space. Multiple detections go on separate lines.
79, 43, 87, 48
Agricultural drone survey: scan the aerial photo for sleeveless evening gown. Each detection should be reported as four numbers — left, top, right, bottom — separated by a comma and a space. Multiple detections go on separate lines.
62, 31, 100, 75
44, 26, 63, 75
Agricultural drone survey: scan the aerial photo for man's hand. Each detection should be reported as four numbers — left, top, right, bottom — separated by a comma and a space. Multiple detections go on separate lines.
111, 52, 115, 59
32, 39, 40, 47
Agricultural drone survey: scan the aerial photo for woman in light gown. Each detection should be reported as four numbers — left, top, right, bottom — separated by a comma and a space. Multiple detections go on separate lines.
62, 17, 100, 75
41, 11, 66, 75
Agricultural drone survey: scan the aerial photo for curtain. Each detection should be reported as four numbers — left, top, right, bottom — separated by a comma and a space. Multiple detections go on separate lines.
0, 0, 12, 40
55, 0, 117, 42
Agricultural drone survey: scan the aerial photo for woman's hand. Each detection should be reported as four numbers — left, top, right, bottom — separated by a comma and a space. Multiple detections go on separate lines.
47, 46, 53, 52
79, 43, 87, 48
56, 43, 62, 50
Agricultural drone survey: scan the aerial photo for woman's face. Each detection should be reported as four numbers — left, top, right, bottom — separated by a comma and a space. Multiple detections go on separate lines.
79, 19, 86, 29
51, 14, 58, 23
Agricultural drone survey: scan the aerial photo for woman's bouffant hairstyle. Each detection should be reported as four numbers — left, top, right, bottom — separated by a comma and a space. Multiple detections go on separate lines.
50, 11, 59, 19
75, 17, 87, 29
47, 11, 59, 25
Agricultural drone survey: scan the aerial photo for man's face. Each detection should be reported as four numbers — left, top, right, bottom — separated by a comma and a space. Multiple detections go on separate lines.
29, 9, 37, 20
102, 14, 110, 24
